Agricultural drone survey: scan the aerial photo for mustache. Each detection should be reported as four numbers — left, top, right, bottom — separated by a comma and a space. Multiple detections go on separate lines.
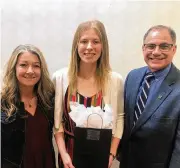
148, 55, 167, 60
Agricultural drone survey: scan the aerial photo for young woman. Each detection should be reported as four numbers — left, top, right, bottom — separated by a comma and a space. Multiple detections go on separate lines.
53, 20, 124, 168
1, 44, 56, 168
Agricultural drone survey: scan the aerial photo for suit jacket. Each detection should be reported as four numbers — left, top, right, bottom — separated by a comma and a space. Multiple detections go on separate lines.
120, 64, 180, 168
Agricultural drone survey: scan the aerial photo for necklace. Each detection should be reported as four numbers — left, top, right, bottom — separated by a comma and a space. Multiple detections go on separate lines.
26, 96, 37, 108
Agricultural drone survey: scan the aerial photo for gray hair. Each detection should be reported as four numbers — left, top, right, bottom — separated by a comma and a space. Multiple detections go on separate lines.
143, 25, 176, 44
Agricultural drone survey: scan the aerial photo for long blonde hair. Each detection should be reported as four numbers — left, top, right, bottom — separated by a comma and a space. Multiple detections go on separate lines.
1, 44, 54, 117
68, 20, 111, 95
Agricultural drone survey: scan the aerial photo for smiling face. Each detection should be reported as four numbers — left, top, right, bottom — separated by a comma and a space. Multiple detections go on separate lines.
16, 51, 41, 89
77, 28, 102, 65
142, 29, 176, 72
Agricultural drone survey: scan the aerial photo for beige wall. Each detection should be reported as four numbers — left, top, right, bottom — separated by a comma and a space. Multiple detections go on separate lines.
1, 0, 180, 80
1, 1, 179, 167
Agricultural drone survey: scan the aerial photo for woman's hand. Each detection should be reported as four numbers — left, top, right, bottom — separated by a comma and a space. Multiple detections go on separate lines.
62, 152, 75, 168
108, 137, 120, 167
108, 154, 114, 168
55, 132, 75, 168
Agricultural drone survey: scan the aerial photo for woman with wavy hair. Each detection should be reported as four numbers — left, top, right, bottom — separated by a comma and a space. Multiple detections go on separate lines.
1, 44, 56, 168
53, 20, 124, 168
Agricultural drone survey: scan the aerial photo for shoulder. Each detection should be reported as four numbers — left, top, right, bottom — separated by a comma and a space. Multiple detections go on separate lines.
1, 100, 16, 124
109, 71, 123, 82
128, 66, 147, 75
170, 64, 180, 80
1, 100, 8, 123
52, 67, 69, 87
108, 71, 124, 89
52, 67, 69, 94
52, 67, 68, 80
1, 111, 16, 124
126, 66, 147, 80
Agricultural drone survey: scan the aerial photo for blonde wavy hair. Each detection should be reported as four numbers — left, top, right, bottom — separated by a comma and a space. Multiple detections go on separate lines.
1, 44, 54, 117
68, 20, 111, 95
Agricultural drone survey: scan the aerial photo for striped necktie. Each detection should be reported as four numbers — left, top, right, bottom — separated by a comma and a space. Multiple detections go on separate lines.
134, 72, 154, 124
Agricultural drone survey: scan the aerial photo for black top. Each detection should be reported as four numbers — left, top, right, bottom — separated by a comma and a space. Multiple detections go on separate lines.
1, 100, 55, 168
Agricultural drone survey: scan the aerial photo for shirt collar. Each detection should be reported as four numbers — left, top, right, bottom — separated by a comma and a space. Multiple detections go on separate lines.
146, 63, 171, 80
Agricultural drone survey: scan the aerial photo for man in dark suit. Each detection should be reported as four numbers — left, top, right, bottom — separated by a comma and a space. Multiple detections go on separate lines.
119, 25, 180, 168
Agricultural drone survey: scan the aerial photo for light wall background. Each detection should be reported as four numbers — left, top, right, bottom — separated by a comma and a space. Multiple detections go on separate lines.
1, 0, 180, 80
1, 1, 180, 167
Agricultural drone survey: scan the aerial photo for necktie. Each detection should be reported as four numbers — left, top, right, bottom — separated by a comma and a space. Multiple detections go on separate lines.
134, 72, 154, 124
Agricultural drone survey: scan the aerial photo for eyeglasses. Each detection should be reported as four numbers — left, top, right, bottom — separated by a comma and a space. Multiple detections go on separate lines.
144, 43, 174, 52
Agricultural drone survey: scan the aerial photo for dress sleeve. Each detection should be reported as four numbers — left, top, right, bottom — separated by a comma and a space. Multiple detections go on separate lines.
111, 72, 124, 138
52, 70, 64, 134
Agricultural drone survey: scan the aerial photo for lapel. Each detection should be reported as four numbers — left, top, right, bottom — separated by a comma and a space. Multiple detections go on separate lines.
131, 64, 179, 134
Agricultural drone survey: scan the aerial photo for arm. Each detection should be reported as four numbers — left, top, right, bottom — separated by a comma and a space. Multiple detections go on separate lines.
53, 69, 74, 168
54, 132, 74, 168
169, 118, 180, 168
108, 137, 120, 167
1, 109, 25, 166
108, 72, 124, 167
